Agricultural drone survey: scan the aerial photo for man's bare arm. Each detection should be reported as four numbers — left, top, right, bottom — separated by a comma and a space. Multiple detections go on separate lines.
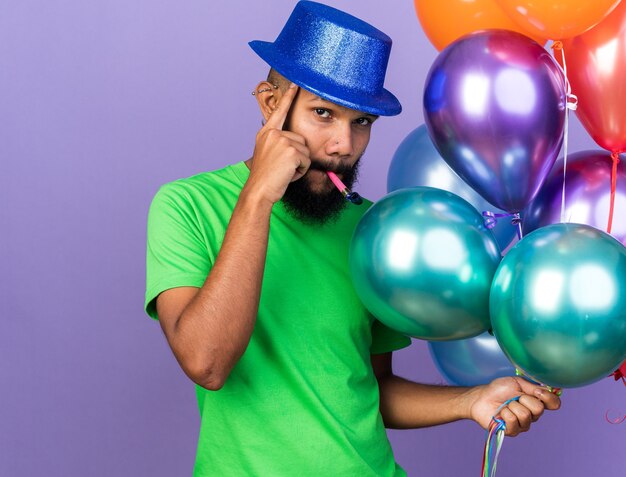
155, 84, 306, 391
156, 189, 272, 390
371, 353, 560, 436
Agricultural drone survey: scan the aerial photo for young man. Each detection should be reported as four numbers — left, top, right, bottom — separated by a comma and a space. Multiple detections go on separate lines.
144, 2, 560, 475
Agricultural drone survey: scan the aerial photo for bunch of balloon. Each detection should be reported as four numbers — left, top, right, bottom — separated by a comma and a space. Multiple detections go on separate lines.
349, 187, 501, 341
490, 223, 626, 388
423, 29, 566, 223
387, 125, 517, 251
556, 1, 626, 233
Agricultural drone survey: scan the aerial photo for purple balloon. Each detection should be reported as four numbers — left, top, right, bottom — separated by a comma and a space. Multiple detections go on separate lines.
424, 29, 566, 213
524, 150, 626, 244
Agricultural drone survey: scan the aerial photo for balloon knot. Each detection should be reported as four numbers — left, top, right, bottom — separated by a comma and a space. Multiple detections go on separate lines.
482, 211, 497, 229
566, 93, 578, 111
482, 211, 521, 229
515, 368, 562, 396
611, 367, 626, 385
551, 41, 563, 51
611, 151, 621, 164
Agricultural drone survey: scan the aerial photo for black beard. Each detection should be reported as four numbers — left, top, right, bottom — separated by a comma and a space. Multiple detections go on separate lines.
281, 157, 362, 225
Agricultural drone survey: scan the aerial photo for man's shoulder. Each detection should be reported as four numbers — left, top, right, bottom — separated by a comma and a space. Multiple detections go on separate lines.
155, 162, 246, 202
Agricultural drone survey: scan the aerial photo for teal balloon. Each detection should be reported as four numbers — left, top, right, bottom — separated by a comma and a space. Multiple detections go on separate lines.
350, 187, 501, 340
490, 223, 626, 388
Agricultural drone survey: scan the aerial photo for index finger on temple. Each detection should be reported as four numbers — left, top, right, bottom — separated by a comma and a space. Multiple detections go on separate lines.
264, 83, 299, 130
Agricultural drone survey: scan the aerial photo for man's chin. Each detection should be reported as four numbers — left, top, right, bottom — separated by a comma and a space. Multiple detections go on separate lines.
281, 180, 347, 225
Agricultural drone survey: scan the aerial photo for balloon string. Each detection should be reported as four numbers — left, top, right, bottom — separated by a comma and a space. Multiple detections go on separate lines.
482, 211, 523, 240
481, 373, 563, 475
551, 42, 578, 223
607, 152, 620, 233
481, 396, 521, 477
606, 364, 626, 423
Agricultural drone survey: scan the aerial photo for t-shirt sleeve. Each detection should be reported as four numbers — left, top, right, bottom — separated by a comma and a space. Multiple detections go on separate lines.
144, 184, 213, 320
370, 318, 412, 354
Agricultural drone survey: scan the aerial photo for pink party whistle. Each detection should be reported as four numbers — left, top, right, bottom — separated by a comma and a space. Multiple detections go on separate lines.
326, 171, 362, 205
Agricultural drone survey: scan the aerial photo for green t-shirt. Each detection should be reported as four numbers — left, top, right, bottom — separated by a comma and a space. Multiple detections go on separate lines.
145, 162, 411, 476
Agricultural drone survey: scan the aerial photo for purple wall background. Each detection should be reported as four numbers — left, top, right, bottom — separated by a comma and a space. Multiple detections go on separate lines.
2, 1, 624, 475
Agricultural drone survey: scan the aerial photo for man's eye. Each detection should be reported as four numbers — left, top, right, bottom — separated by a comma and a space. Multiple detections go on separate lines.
315, 108, 331, 118
356, 117, 371, 126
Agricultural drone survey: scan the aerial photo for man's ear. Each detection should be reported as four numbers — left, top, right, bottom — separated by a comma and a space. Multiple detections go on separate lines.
253, 81, 280, 123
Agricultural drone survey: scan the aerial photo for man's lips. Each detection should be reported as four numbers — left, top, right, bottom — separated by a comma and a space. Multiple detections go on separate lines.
308, 168, 343, 182
308, 163, 350, 177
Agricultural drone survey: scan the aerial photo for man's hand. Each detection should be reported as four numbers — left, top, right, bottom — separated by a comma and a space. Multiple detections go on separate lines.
246, 83, 310, 205
467, 376, 561, 437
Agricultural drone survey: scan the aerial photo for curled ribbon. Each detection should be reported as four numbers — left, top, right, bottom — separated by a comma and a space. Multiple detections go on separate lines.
604, 361, 625, 425
605, 410, 626, 425
482, 211, 523, 240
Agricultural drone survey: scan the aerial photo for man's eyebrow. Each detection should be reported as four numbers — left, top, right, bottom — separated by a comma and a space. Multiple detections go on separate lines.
308, 96, 379, 119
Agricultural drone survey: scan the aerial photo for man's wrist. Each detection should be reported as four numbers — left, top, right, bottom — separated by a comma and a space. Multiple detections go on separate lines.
454, 384, 483, 422
238, 184, 275, 214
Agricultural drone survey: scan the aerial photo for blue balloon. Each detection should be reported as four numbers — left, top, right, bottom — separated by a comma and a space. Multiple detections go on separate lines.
429, 332, 516, 386
388, 125, 517, 250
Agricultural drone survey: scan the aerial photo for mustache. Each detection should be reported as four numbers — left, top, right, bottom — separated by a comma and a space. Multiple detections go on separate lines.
307, 156, 362, 174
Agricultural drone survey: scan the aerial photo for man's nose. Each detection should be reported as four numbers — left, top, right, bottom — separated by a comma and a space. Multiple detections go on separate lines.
327, 123, 354, 157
